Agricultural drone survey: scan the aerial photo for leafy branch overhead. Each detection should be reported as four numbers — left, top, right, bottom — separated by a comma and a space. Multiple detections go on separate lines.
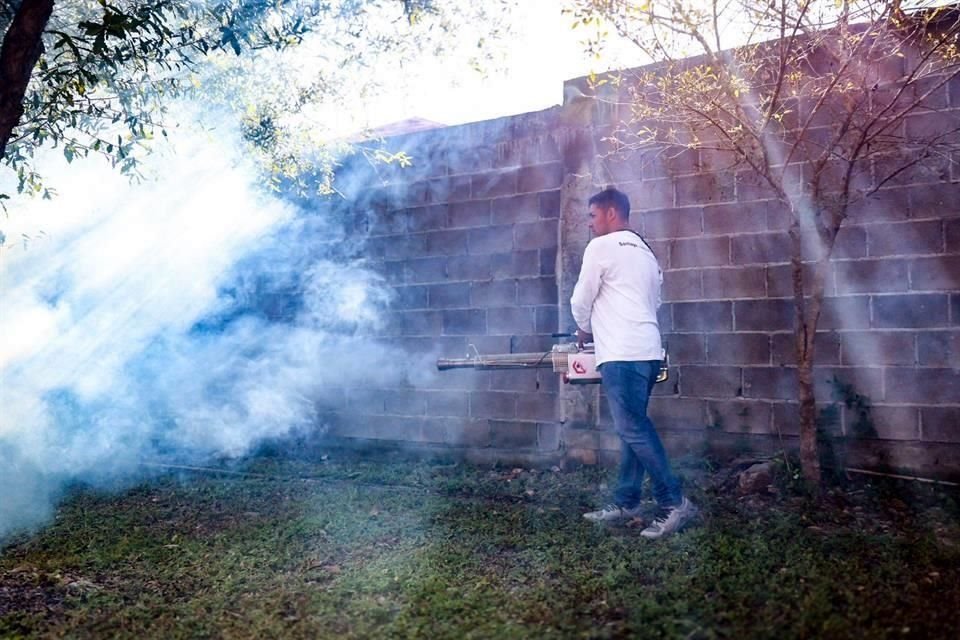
0, 0, 512, 199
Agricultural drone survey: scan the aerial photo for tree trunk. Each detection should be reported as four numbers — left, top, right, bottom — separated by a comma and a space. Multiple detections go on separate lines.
0, 0, 54, 162
790, 224, 824, 487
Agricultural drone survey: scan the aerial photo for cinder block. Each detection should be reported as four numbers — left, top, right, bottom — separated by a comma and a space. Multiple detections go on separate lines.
471, 170, 518, 199
642, 207, 703, 239
702, 267, 766, 299
705, 400, 773, 434
815, 367, 885, 403
383, 390, 426, 416
742, 366, 797, 400
734, 299, 794, 331
672, 236, 730, 268
833, 226, 867, 259
442, 309, 486, 335
770, 400, 843, 437
841, 331, 915, 365
703, 202, 768, 234
510, 335, 555, 353
946, 219, 960, 252
449, 201, 491, 228
565, 447, 599, 466
538, 136, 562, 163
517, 393, 558, 421
847, 188, 910, 222
623, 179, 673, 211
648, 397, 707, 430
819, 296, 871, 330
425, 391, 470, 417
872, 293, 949, 328
491, 250, 539, 278
772, 332, 840, 365
563, 427, 619, 452
662, 333, 706, 364
429, 282, 471, 308
917, 330, 960, 367
662, 269, 702, 301
539, 190, 561, 219
674, 301, 733, 331
676, 172, 736, 206
468, 225, 515, 254
401, 310, 443, 336
384, 234, 427, 260
488, 420, 539, 448
422, 229, 468, 257
515, 220, 558, 250
910, 256, 960, 291
835, 259, 909, 294
707, 333, 771, 365
497, 139, 538, 168
391, 285, 429, 310
518, 163, 563, 193
471, 280, 517, 307
488, 369, 541, 392
419, 418, 449, 444
767, 263, 836, 298
518, 277, 558, 305
921, 407, 960, 443
731, 233, 792, 265
446, 255, 491, 281
448, 145, 497, 175
470, 392, 518, 420
445, 419, 491, 447
658, 304, 674, 333
850, 405, 919, 440
680, 365, 742, 398
736, 170, 779, 201
404, 259, 452, 288
886, 368, 960, 404
447, 175, 473, 202
535, 305, 559, 334
868, 220, 944, 257
487, 307, 536, 335
407, 205, 449, 232
491, 194, 539, 224
367, 208, 408, 236
538, 423, 562, 451
540, 248, 558, 276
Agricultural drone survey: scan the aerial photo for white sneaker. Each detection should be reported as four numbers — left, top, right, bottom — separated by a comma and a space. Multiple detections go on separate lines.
583, 503, 644, 523
640, 497, 698, 539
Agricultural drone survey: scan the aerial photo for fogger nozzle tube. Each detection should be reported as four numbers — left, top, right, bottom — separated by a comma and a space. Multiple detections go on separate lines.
436, 344, 669, 384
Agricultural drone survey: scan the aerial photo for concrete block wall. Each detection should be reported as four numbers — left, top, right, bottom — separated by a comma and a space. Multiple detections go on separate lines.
322, 112, 568, 460
557, 69, 960, 477
318, 69, 960, 478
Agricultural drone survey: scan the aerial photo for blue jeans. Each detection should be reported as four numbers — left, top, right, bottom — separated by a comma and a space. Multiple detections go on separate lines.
601, 360, 682, 508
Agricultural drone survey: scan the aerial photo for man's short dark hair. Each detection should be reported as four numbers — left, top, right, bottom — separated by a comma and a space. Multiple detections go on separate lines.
588, 187, 630, 219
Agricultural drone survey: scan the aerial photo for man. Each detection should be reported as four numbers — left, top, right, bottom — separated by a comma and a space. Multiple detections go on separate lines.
571, 187, 697, 539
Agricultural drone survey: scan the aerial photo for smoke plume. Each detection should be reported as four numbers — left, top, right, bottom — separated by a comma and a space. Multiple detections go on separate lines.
0, 115, 419, 541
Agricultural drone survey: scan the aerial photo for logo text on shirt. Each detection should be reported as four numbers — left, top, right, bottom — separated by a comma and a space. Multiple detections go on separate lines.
618, 241, 639, 248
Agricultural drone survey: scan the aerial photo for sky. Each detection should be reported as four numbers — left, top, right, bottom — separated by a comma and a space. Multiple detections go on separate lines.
320, 0, 645, 132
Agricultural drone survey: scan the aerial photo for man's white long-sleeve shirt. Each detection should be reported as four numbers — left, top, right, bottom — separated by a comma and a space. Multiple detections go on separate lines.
570, 230, 663, 367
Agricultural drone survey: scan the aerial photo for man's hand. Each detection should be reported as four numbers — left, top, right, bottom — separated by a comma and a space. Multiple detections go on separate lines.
576, 328, 593, 348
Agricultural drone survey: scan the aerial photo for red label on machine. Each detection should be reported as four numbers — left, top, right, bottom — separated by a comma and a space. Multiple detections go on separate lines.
567, 353, 599, 382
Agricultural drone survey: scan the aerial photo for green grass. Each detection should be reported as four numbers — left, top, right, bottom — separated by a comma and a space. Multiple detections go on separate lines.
1, 456, 958, 639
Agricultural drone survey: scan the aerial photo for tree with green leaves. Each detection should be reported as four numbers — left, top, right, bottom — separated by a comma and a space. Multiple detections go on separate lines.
0, 0, 509, 203
569, 0, 960, 486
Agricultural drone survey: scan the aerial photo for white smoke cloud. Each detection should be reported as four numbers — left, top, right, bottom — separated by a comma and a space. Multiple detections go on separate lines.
0, 111, 420, 541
